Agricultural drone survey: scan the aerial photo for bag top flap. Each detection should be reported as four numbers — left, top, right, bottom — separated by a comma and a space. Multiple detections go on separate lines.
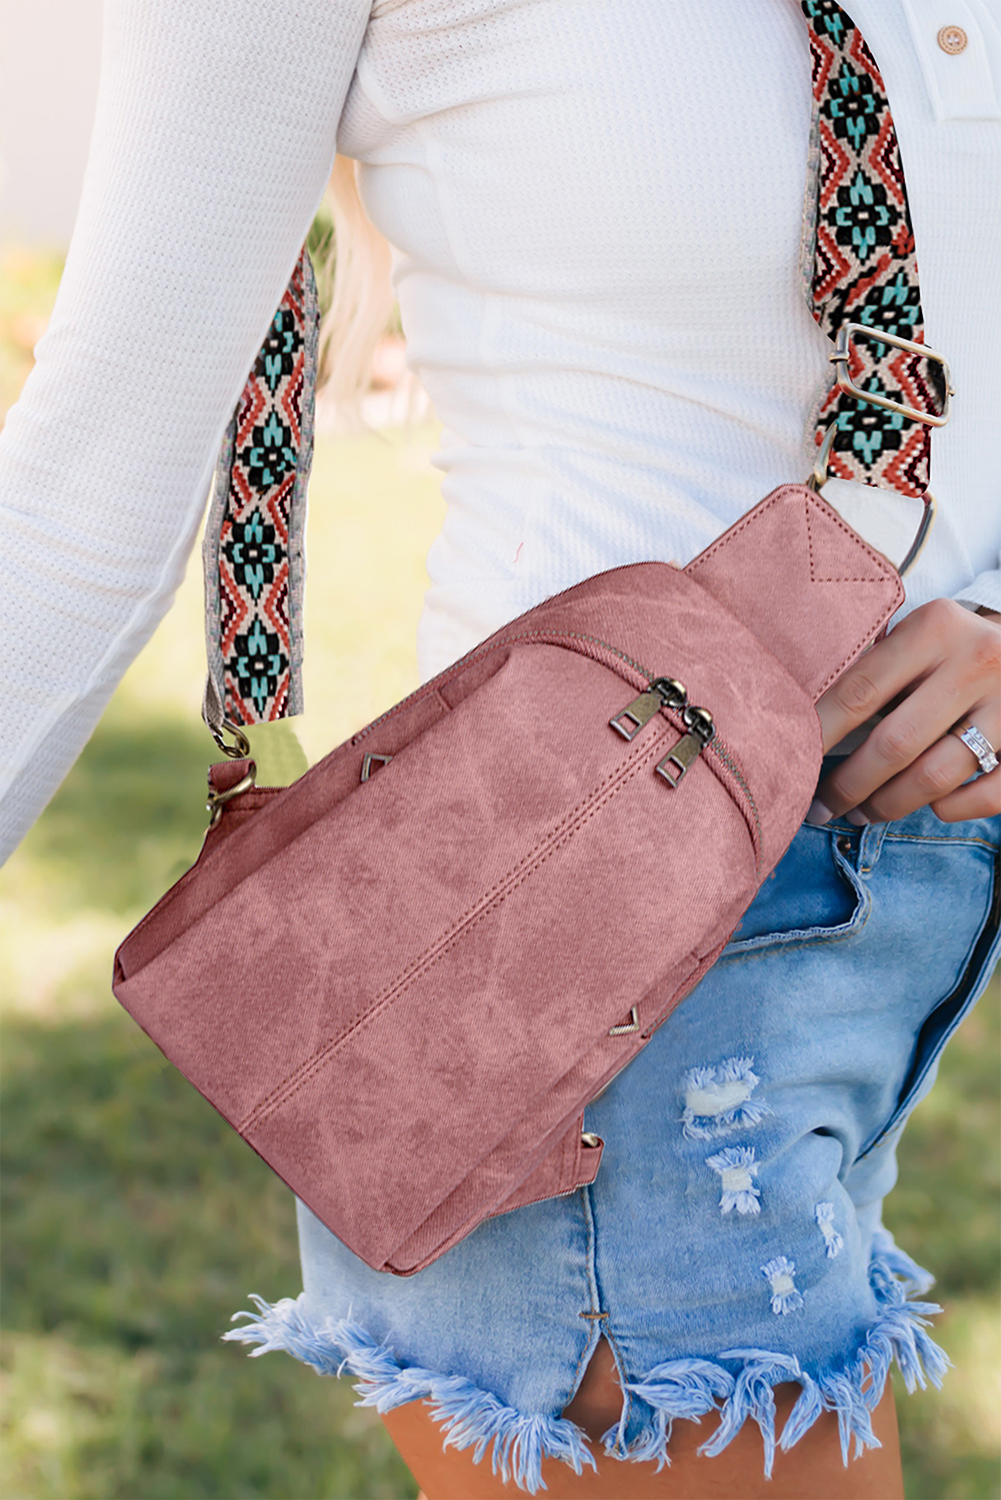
684, 484, 905, 703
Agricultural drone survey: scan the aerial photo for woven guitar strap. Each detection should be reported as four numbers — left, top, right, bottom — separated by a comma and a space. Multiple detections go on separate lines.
799, 0, 949, 501
201, 0, 950, 745
201, 252, 319, 742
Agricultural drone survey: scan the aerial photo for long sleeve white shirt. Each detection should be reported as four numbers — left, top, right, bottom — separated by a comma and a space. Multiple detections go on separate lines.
1, 0, 999, 861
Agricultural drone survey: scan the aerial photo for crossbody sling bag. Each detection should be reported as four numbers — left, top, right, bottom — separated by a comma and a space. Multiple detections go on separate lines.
113, 3, 952, 1275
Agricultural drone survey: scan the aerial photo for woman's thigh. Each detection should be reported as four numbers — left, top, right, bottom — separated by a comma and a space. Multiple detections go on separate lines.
384, 1352, 903, 1499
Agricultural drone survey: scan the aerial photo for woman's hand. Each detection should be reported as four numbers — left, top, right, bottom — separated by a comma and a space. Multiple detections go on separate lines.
810, 598, 1001, 826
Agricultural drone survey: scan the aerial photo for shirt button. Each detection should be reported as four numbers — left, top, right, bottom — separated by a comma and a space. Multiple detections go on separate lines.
937, 25, 968, 54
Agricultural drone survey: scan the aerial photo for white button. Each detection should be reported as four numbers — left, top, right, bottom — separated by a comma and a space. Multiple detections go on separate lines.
937, 24, 969, 53
903, 0, 1001, 121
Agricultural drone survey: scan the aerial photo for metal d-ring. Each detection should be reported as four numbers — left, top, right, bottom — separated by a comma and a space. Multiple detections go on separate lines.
204, 717, 257, 825
206, 761, 258, 827
805, 420, 839, 495
208, 717, 253, 760
805, 419, 935, 578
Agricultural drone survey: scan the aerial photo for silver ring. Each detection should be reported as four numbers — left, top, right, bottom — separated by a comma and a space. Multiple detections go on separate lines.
950, 723, 999, 775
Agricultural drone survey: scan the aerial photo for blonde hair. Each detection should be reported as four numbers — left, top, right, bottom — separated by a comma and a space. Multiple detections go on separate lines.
316, 156, 396, 413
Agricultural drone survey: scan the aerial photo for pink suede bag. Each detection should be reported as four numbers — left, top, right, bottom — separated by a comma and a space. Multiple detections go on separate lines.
113, 484, 903, 1275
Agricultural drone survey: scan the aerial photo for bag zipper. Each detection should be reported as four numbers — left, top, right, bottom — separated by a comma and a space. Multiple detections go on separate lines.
238, 633, 767, 1137
612, 679, 715, 787
352, 627, 763, 869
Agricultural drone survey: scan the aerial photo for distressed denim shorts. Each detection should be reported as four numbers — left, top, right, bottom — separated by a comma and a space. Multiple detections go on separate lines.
227, 760, 1000, 1492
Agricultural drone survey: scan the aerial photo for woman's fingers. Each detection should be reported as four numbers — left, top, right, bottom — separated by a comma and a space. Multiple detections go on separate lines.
809, 599, 1001, 824
822, 696, 1000, 824
816, 666, 989, 818
814, 600, 955, 754
930, 762, 1001, 822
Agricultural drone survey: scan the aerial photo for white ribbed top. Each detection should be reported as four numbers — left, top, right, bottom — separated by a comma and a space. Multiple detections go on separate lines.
2, 0, 999, 860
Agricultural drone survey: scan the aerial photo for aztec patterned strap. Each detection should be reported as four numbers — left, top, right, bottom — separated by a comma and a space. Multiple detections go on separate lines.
202, 247, 318, 732
203, 5, 951, 734
800, 0, 949, 498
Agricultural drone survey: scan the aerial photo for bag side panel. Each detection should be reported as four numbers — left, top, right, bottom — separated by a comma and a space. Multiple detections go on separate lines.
240, 744, 759, 1266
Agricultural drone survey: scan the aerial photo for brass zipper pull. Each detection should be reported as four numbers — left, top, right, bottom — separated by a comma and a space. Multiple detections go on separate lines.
656, 705, 715, 787
610, 677, 687, 740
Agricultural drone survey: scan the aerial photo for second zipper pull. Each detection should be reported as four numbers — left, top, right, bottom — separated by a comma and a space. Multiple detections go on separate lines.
655, 705, 715, 787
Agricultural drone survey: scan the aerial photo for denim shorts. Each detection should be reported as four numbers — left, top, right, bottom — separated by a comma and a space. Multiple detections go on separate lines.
227, 761, 1000, 1492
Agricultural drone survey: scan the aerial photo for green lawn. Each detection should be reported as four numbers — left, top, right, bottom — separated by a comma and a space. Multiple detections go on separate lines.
1, 252, 998, 1500
0, 419, 445, 1500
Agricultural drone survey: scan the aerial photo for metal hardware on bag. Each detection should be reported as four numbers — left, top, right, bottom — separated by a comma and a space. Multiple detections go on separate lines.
608, 1006, 640, 1036
654, 677, 690, 707
360, 753, 394, 782
805, 418, 937, 579
889, 497, 936, 578
829, 323, 953, 427
805, 419, 840, 496
201, 707, 255, 823
655, 705, 716, 788
610, 689, 664, 741
655, 733, 703, 787
610, 677, 688, 740
209, 718, 253, 760
581, 1132, 602, 1148
349, 624, 759, 856
206, 762, 258, 827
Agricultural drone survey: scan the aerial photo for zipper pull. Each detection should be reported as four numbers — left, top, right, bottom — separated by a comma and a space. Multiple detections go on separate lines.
610, 677, 687, 740
655, 705, 715, 787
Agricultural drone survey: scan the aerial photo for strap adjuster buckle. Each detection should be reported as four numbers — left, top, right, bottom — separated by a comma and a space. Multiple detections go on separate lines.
830, 322, 953, 427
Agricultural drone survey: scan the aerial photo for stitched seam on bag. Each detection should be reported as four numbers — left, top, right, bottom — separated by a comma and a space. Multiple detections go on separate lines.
688, 487, 891, 582
352, 631, 656, 746
152, 697, 646, 997
491, 1126, 585, 1218
802, 495, 903, 693
130, 651, 754, 1002
239, 693, 734, 1132
393, 1106, 589, 1261
239, 733, 683, 1133
124, 626, 759, 970
804, 495, 894, 582
239, 741, 664, 1131
121, 635, 655, 965
489, 1183, 584, 1216
247, 758, 737, 1133
687, 489, 901, 699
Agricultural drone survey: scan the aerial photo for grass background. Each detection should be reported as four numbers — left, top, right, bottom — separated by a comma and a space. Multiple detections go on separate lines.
1, 248, 999, 1499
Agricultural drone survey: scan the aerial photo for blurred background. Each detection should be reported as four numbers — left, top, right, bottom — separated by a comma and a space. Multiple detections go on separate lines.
1, 6, 999, 1498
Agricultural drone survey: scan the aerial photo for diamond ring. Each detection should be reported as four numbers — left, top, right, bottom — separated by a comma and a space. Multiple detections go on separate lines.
950, 723, 999, 775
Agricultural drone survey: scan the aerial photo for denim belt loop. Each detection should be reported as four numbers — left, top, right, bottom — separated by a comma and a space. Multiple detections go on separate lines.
859, 821, 890, 875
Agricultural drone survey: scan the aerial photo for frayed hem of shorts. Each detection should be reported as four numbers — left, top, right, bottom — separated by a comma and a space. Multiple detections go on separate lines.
605, 1228, 947, 1479
221, 1300, 596, 1493
222, 1227, 946, 1493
